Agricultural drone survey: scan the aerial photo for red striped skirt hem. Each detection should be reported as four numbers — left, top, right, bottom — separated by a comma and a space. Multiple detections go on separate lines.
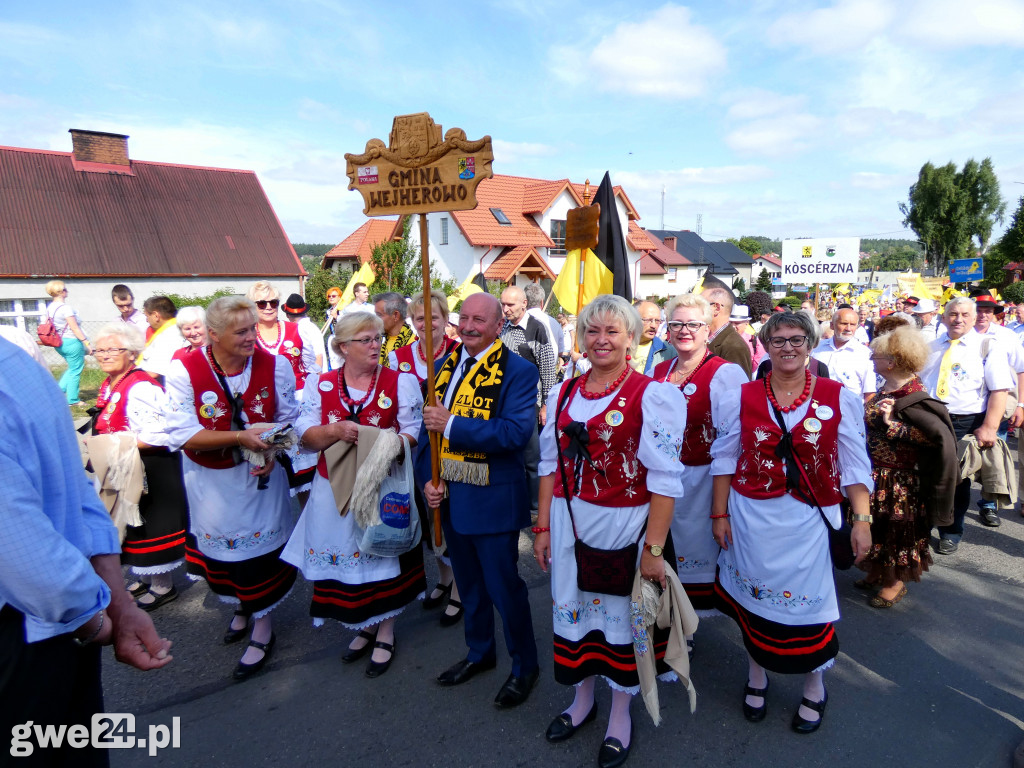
185, 536, 296, 615
310, 546, 425, 625
553, 628, 670, 689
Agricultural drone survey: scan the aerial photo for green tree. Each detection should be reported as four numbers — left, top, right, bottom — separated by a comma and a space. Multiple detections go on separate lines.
981, 196, 1024, 289
999, 279, 1024, 305
754, 268, 774, 292
291, 242, 335, 258
158, 287, 235, 310
899, 158, 1005, 271
305, 264, 351, 323
368, 218, 457, 296
732, 276, 746, 293
728, 236, 778, 256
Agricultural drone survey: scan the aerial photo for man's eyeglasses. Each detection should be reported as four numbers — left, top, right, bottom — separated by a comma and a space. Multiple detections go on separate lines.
666, 320, 707, 333
346, 335, 383, 345
93, 348, 128, 357
255, 299, 280, 309
641, 318, 661, 325
767, 336, 808, 348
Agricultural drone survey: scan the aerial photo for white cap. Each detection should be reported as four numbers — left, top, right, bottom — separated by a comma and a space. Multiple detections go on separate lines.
912, 299, 938, 314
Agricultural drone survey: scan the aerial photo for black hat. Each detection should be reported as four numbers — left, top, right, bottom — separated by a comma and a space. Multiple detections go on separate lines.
904, 296, 920, 307
283, 293, 308, 315
969, 289, 1002, 311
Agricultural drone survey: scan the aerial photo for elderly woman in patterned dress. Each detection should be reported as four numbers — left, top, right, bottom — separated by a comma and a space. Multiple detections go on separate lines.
90, 324, 187, 612
282, 311, 425, 678
165, 296, 300, 680
534, 295, 685, 768
711, 310, 873, 733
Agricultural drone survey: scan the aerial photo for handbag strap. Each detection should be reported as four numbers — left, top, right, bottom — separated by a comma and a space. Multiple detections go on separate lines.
554, 378, 583, 540
764, 380, 839, 534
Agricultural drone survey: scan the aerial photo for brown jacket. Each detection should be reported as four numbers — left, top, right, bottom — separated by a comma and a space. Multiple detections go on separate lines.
708, 323, 753, 378
892, 390, 957, 527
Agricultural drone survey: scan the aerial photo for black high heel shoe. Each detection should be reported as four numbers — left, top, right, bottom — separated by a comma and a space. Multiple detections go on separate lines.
791, 689, 828, 734
742, 675, 770, 722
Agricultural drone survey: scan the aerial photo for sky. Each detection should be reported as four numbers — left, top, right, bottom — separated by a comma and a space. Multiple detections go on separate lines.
3, 0, 1023, 247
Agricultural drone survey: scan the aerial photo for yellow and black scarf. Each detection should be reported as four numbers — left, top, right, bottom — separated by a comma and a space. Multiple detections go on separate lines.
380, 323, 416, 367
434, 339, 510, 486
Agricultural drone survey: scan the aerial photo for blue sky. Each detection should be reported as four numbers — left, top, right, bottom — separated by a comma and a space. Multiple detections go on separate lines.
3, 0, 1023, 246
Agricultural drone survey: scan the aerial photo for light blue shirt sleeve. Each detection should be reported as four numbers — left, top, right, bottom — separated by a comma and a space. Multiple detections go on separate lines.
0, 340, 116, 642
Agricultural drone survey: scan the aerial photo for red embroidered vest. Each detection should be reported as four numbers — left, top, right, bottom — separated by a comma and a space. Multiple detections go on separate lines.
653, 355, 729, 466
315, 366, 401, 478
94, 369, 160, 434
392, 338, 457, 382
171, 346, 200, 363
732, 377, 843, 505
180, 348, 278, 469
553, 373, 653, 507
276, 322, 308, 391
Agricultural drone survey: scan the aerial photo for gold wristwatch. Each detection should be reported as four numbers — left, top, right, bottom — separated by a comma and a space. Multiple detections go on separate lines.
644, 542, 664, 557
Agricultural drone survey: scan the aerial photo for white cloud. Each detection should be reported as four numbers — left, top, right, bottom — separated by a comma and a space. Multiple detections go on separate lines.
725, 114, 823, 156
551, 5, 727, 99
766, 0, 893, 55
493, 139, 557, 165
902, 0, 1024, 47
724, 89, 808, 121
849, 171, 907, 190
617, 166, 773, 192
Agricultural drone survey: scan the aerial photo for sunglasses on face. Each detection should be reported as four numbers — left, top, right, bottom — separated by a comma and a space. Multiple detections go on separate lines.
255, 299, 280, 309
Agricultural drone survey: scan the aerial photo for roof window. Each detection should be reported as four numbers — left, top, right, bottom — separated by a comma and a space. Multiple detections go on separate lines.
490, 208, 512, 226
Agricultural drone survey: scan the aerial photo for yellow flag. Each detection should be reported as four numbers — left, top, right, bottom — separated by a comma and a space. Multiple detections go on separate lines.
339, 260, 375, 308
690, 274, 705, 295
447, 271, 484, 311
551, 248, 613, 314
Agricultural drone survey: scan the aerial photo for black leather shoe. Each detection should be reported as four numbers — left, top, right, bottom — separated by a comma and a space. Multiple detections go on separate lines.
791, 689, 828, 734
980, 509, 1001, 527
494, 668, 539, 709
137, 586, 178, 613
365, 640, 395, 678
545, 703, 597, 742
437, 656, 497, 686
439, 598, 464, 627
223, 612, 251, 645
597, 724, 633, 768
127, 581, 150, 598
341, 630, 377, 664
422, 581, 452, 610
742, 675, 770, 722
937, 538, 959, 555
232, 634, 275, 681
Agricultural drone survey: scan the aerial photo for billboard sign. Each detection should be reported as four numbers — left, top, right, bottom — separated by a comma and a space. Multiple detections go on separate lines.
781, 238, 860, 285
949, 258, 984, 282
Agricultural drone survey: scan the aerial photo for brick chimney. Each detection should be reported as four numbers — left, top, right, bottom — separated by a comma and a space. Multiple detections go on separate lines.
664, 235, 677, 252
69, 129, 130, 166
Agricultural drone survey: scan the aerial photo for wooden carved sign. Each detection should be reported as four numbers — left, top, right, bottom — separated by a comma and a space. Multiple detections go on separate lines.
565, 204, 600, 252
344, 112, 494, 217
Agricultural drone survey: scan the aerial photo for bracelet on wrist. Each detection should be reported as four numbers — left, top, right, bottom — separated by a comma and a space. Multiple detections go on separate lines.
709, 513, 730, 519
852, 513, 874, 524
531, 526, 550, 534
73, 610, 104, 647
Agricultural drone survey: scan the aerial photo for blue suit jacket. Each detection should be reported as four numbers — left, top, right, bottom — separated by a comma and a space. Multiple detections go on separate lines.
642, 336, 677, 376
415, 348, 539, 536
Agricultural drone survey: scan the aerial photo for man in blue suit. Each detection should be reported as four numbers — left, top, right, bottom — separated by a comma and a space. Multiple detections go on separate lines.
420, 292, 540, 709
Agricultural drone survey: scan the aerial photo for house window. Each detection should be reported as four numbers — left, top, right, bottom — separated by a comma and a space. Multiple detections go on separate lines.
0, 298, 47, 332
490, 207, 512, 225
550, 219, 566, 256
440, 217, 449, 245
667, 268, 677, 282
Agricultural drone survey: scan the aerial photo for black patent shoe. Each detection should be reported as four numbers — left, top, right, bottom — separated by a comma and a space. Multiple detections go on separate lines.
597, 723, 633, 768
742, 675, 770, 722
422, 581, 453, 610
223, 611, 251, 645
341, 629, 377, 664
365, 640, 395, 678
545, 703, 597, 742
791, 689, 828, 734
232, 634, 275, 681
439, 598, 464, 627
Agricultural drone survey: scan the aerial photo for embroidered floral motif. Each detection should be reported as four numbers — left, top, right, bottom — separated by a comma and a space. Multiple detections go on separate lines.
629, 600, 649, 655
675, 556, 711, 570
651, 418, 683, 458
327, 410, 343, 424
595, 424, 614, 443
552, 599, 622, 626
724, 563, 823, 609
304, 546, 379, 568
198, 528, 280, 551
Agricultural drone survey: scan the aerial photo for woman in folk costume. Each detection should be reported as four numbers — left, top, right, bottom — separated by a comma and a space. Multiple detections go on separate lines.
282, 311, 425, 678
711, 310, 873, 733
388, 289, 464, 626
164, 296, 300, 681
172, 305, 208, 361
651, 294, 747, 653
247, 281, 318, 499
89, 324, 187, 612
534, 295, 685, 768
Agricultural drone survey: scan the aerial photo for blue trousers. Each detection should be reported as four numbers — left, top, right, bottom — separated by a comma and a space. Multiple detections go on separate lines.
441, 511, 538, 676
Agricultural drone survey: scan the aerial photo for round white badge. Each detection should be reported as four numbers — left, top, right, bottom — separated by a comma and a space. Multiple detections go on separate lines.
110, 392, 122, 404
683, 383, 697, 396
283, 340, 294, 348
201, 390, 218, 405
803, 417, 822, 433
815, 405, 834, 421
319, 380, 334, 392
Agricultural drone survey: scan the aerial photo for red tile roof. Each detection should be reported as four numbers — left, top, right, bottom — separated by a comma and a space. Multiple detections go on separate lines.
0, 143, 303, 278
755, 253, 782, 267
322, 218, 402, 266
521, 179, 582, 214
627, 221, 656, 253
451, 175, 559, 248
484, 246, 556, 281
638, 254, 667, 275
569, 182, 640, 220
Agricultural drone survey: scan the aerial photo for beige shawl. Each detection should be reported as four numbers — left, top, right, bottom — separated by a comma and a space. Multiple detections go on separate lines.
85, 432, 145, 543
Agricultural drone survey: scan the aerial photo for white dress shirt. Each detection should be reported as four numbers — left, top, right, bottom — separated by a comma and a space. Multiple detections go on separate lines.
921, 329, 1014, 415
811, 337, 877, 396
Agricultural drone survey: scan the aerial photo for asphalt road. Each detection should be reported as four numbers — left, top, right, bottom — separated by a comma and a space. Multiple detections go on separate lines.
101, 485, 1024, 768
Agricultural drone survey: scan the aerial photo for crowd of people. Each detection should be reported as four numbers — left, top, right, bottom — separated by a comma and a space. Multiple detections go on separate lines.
4, 276, 1021, 768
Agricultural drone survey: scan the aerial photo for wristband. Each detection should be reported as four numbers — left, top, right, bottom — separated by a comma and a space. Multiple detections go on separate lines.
1017, 402, 1024, 409
709, 513, 730, 519
852, 513, 874, 524
73, 611, 104, 647
531, 526, 550, 534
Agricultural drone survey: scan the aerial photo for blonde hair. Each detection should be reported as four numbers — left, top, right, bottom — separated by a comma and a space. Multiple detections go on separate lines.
330, 312, 383, 356
45, 280, 66, 297
576, 295, 642, 358
94, 324, 146, 355
206, 296, 258, 334
665, 294, 712, 326
870, 325, 931, 373
246, 281, 279, 302
409, 289, 448, 322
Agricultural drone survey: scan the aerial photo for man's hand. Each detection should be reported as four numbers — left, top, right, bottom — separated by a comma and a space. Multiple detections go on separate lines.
424, 480, 446, 508
538, 403, 547, 427
1009, 406, 1024, 429
105, 601, 173, 671
974, 423, 998, 448
423, 404, 452, 434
